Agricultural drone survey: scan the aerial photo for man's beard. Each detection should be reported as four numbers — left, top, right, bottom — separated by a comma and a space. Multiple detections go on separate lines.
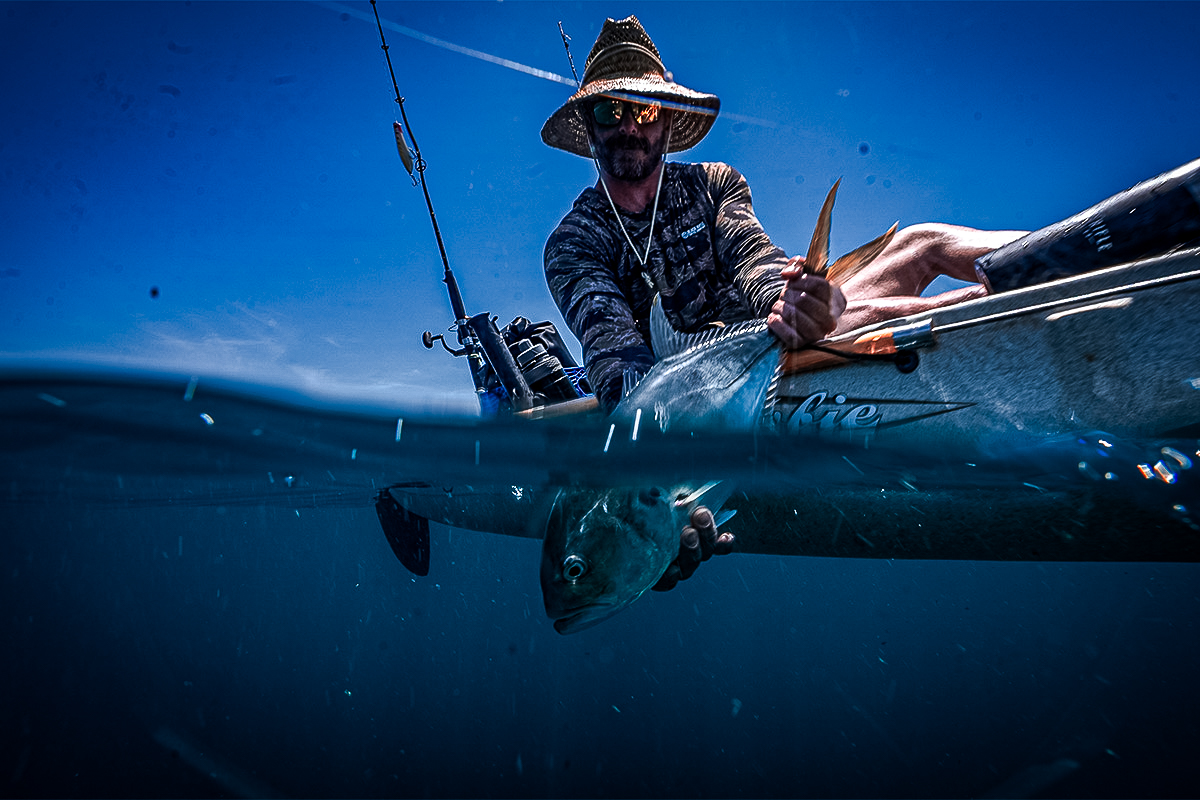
592, 130, 667, 182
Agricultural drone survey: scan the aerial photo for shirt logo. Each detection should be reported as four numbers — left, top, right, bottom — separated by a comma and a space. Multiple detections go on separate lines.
681, 222, 706, 239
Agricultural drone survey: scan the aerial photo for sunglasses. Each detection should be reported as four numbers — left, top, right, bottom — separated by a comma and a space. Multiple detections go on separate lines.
590, 98, 662, 128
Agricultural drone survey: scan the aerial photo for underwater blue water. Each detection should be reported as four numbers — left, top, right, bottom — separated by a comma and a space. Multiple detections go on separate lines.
2, 368, 1199, 798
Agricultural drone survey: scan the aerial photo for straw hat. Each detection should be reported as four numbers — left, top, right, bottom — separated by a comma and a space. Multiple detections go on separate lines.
541, 16, 721, 158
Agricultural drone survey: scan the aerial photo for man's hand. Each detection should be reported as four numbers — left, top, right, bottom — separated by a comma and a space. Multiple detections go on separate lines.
651, 506, 735, 592
766, 255, 847, 349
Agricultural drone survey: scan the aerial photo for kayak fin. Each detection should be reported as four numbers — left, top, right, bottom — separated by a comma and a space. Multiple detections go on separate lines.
375, 490, 430, 576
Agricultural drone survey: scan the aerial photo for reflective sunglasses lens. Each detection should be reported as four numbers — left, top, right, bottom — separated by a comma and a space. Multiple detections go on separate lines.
591, 100, 661, 127
634, 103, 660, 125
591, 100, 623, 127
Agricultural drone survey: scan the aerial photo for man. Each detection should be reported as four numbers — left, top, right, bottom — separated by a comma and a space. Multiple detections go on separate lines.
543, 17, 1025, 410
540, 16, 1025, 587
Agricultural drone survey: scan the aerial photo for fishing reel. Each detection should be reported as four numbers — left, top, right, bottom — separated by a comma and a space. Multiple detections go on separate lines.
509, 338, 580, 404
421, 329, 468, 356
423, 314, 587, 415
422, 315, 533, 412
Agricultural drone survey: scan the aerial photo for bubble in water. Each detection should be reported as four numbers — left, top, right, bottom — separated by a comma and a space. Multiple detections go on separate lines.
1161, 447, 1193, 469
1153, 461, 1178, 484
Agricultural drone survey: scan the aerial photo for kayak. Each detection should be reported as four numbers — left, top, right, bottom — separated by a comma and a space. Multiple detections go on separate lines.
618, 243, 1200, 451
384, 160, 1200, 572
616, 157, 1200, 448
384, 242, 1200, 569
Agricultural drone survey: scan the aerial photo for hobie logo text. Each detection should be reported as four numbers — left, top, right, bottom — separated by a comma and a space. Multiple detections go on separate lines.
782, 391, 881, 432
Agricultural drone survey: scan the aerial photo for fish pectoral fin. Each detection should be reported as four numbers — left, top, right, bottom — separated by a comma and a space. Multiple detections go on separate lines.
826, 222, 899, 285
678, 481, 724, 508
678, 481, 737, 518
713, 509, 737, 528
804, 178, 840, 276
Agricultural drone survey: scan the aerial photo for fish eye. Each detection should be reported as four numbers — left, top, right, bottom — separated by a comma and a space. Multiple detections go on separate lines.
562, 554, 588, 583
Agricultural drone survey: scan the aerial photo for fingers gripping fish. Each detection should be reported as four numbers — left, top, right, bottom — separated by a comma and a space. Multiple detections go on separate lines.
540, 481, 735, 634
619, 180, 897, 433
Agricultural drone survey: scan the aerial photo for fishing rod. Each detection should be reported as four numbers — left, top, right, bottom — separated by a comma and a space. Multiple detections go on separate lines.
557, 21, 581, 88
369, 0, 537, 413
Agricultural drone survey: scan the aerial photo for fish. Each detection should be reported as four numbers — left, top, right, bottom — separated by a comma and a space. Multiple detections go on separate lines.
615, 179, 898, 433
540, 188, 893, 631
540, 481, 734, 634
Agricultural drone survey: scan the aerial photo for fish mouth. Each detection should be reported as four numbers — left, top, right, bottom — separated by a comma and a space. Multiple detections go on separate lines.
550, 602, 622, 635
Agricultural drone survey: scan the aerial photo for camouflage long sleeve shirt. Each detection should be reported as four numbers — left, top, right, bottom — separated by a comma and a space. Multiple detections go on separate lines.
544, 161, 789, 411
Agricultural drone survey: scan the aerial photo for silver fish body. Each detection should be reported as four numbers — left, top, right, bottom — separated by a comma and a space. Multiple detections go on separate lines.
615, 310, 780, 433
612, 179, 894, 434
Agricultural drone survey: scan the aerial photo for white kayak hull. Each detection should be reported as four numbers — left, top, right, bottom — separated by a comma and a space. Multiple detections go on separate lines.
618, 247, 1200, 451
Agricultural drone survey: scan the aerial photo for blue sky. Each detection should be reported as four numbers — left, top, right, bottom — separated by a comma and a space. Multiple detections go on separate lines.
3, 1, 1198, 414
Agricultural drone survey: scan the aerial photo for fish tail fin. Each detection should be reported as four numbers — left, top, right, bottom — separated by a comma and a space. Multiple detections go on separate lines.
826, 221, 899, 285
804, 178, 840, 275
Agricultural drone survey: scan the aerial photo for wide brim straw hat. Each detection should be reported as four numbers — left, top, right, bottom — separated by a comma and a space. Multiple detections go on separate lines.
541, 16, 720, 158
